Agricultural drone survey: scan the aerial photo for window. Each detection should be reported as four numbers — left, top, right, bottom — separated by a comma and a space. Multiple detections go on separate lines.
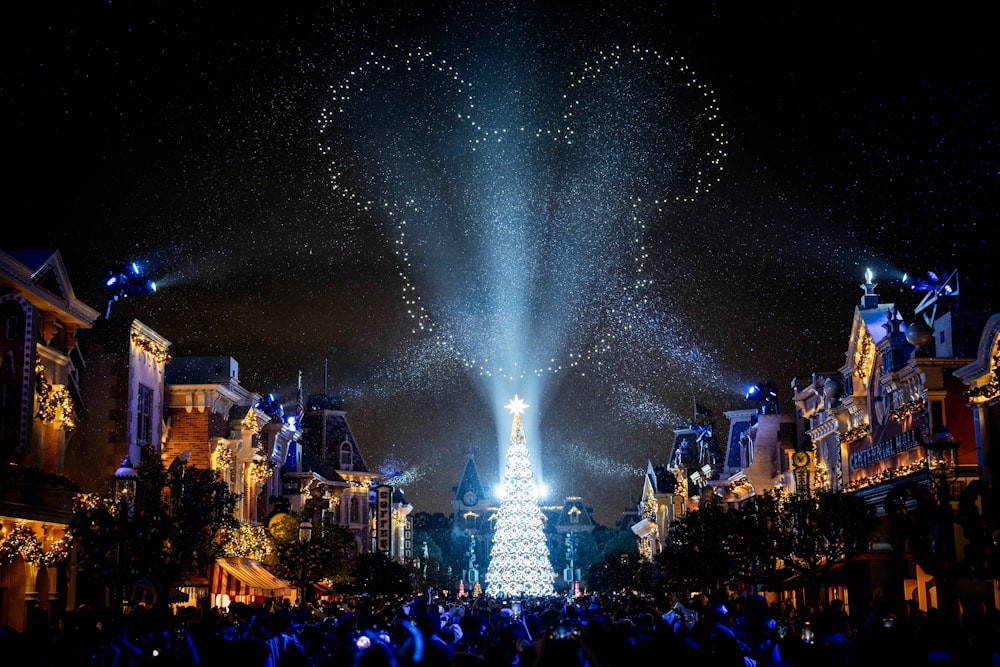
4, 315, 19, 339
340, 441, 353, 468
0, 351, 14, 375
465, 513, 477, 531
137, 384, 153, 446
349, 496, 360, 524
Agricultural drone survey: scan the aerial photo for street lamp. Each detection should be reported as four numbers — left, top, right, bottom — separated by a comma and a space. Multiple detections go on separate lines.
925, 423, 959, 481
112, 455, 139, 515
922, 423, 961, 627
111, 455, 138, 616
299, 520, 313, 543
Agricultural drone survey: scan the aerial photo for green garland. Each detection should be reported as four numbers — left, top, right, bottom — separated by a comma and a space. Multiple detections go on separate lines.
0, 524, 73, 568
216, 445, 234, 469
35, 359, 76, 430
249, 459, 274, 485
839, 423, 871, 445
888, 397, 927, 422
130, 331, 172, 364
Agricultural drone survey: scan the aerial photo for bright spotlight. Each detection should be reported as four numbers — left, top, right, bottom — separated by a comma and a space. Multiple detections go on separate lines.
535, 482, 549, 499
104, 260, 159, 318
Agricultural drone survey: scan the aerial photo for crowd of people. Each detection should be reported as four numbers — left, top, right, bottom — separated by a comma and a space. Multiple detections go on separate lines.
3, 588, 1000, 666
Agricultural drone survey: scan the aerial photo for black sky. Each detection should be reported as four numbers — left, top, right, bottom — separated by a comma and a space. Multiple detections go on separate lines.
4, 2, 997, 525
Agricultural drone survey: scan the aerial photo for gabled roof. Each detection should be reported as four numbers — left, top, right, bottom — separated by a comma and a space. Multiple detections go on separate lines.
0, 249, 100, 326
454, 450, 487, 501
554, 497, 594, 529
299, 408, 371, 479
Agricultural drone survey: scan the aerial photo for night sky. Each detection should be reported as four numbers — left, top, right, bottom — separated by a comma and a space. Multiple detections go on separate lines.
4, 3, 997, 526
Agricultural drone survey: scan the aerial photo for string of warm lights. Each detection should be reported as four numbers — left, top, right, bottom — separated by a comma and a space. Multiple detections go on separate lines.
34, 359, 76, 429
0, 524, 73, 568
840, 423, 871, 446
855, 332, 874, 382
218, 525, 273, 561
129, 331, 171, 364
249, 460, 274, 485
964, 347, 1000, 402
241, 409, 262, 438
215, 445, 234, 469
841, 458, 929, 492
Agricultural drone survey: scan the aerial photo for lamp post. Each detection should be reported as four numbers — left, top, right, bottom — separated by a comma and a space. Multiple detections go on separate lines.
299, 519, 313, 544
923, 423, 961, 629
112, 456, 139, 513
111, 456, 139, 616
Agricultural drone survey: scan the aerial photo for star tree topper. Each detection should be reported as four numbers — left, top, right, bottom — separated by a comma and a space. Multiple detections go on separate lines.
505, 395, 529, 416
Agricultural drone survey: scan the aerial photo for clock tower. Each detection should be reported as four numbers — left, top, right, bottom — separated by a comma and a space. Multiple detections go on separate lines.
452, 447, 488, 534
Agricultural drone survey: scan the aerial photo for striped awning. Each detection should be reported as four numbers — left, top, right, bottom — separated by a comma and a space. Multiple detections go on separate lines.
211, 558, 294, 598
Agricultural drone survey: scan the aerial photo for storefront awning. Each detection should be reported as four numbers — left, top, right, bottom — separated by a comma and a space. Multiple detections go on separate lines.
212, 558, 294, 599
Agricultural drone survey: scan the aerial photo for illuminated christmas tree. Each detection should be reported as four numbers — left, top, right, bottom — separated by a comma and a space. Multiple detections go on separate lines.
485, 395, 555, 598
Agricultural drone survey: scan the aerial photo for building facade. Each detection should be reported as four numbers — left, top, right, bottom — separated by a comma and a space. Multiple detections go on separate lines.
0, 250, 100, 631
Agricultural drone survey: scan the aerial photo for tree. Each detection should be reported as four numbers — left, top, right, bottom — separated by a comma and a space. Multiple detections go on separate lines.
657, 501, 735, 594
769, 488, 876, 601
588, 551, 641, 593
411, 511, 470, 589
730, 488, 793, 591
600, 529, 639, 559
547, 530, 600, 591
348, 553, 414, 595
268, 512, 357, 595
70, 446, 240, 611
485, 396, 554, 597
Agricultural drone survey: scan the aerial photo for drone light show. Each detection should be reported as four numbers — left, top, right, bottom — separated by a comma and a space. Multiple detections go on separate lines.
319, 41, 728, 476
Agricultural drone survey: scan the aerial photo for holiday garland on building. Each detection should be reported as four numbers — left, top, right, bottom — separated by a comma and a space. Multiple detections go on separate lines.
130, 331, 171, 364
249, 459, 274, 485
0, 524, 73, 568
638, 492, 659, 560
34, 359, 76, 429
219, 525, 273, 561
215, 445, 234, 469
485, 396, 554, 598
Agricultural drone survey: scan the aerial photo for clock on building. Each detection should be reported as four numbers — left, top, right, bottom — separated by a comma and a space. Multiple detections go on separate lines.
463, 490, 479, 506
792, 451, 811, 468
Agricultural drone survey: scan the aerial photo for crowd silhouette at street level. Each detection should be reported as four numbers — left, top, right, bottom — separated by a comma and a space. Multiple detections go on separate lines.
3, 588, 1000, 666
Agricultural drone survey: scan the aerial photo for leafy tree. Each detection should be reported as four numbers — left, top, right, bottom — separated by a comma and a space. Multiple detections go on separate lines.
657, 501, 736, 594
729, 488, 793, 590
70, 446, 240, 611
268, 512, 357, 594
348, 552, 415, 595
587, 551, 660, 594
600, 529, 639, 558
773, 489, 876, 601
547, 530, 600, 590
410, 511, 469, 589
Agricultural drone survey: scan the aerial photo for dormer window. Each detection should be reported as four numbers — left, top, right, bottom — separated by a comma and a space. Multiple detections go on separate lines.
569, 507, 581, 524
340, 441, 353, 469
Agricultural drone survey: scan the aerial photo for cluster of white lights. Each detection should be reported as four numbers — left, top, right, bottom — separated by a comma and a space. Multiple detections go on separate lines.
486, 398, 555, 597
318, 43, 728, 381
